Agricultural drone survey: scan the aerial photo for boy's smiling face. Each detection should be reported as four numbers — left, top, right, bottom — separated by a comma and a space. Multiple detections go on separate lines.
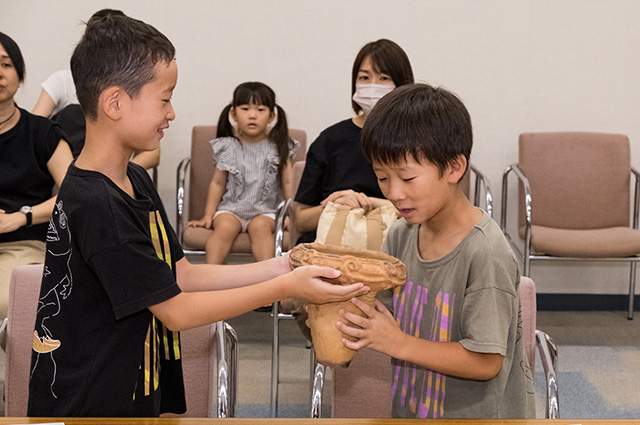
373, 156, 458, 225
120, 59, 177, 151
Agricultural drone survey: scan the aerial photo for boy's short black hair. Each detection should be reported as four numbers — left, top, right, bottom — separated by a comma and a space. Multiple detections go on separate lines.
0, 32, 26, 82
70, 13, 175, 120
361, 83, 473, 177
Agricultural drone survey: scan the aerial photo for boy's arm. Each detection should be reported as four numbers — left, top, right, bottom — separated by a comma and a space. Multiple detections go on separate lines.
186, 167, 227, 228
337, 298, 504, 381
175, 254, 291, 291
152, 264, 369, 331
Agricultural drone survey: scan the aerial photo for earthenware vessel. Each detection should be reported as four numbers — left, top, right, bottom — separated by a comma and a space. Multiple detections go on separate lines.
289, 243, 406, 366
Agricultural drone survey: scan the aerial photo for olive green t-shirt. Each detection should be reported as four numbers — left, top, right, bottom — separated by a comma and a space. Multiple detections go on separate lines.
380, 212, 536, 418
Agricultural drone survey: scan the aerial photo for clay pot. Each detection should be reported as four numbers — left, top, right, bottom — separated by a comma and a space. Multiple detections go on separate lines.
289, 243, 406, 366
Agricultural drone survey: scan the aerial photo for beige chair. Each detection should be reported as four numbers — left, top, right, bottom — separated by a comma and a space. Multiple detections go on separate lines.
326, 276, 559, 419
501, 132, 640, 319
3, 264, 238, 418
176, 125, 307, 262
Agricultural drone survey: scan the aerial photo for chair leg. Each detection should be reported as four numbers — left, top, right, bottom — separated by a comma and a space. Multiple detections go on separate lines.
628, 262, 637, 320
536, 330, 559, 419
225, 322, 238, 417
216, 321, 238, 418
270, 301, 280, 417
310, 347, 324, 418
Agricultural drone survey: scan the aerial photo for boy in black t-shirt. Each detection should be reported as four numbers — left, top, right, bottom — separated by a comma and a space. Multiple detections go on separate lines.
27, 13, 369, 417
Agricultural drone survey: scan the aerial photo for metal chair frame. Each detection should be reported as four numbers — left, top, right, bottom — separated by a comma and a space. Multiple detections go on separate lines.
215, 321, 238, 418
468, 163, 494, 217
536, 329, 559, 419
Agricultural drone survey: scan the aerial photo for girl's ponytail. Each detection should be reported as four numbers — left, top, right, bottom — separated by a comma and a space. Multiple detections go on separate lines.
270, 104, 291, 191
216, 104, 235, 139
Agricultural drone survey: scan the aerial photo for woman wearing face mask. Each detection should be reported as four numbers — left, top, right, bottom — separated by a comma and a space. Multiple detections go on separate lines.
294, 39, 414, 243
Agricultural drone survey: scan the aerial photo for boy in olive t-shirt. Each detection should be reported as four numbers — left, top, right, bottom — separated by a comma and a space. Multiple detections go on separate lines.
336, 84, 535, 418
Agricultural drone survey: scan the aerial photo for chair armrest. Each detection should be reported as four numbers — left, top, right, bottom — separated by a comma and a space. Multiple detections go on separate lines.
535, 329, 559, 419
632, 167, 640, 230
501, 163, 533, 271
469, 164, 494, 217
176, 157, 191, 244
215, 321, 238, 418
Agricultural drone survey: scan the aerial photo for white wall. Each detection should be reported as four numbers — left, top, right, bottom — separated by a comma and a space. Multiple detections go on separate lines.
4, 1, 640, 295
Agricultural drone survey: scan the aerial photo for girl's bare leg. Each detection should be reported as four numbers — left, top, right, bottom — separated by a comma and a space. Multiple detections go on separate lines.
205, 213, 242, 264
247, 215, 276, 262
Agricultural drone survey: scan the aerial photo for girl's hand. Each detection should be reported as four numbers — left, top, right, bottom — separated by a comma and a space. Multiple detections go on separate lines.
321, 190, 373, 212
283, 266, 370, 304
336, 298, 404, 355
186, 216, 213, 229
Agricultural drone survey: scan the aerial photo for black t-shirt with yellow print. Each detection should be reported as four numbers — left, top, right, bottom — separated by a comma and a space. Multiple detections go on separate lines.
28, 161, 186, 417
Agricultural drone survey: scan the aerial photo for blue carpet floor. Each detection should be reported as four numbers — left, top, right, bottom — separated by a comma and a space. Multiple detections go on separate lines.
535, 346, 640, 419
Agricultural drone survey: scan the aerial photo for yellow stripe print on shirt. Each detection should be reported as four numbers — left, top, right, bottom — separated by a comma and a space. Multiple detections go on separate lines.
137, 211, 181, 398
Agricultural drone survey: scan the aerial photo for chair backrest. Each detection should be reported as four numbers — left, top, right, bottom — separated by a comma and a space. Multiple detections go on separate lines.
188, 125, 307, 221
518, 132, 631, 230
518, 276, 537, 375
5, 264, 43, 416
331, 348, 392, 418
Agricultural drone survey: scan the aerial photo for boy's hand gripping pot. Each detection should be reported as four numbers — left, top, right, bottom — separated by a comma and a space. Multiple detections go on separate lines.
289, 242, 406, 366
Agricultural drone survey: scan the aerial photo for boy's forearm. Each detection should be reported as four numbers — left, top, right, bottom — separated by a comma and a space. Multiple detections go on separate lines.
176, 256, 289, 292
151, 279, 287, 331
392, 335, 504, 381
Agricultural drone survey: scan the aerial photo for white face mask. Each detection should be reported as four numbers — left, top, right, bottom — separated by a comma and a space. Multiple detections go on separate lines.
352, 83, 396, 115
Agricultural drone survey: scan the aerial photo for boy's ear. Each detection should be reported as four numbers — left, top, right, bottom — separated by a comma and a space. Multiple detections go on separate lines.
447, 154, 468, 184
101, 87, 123, 121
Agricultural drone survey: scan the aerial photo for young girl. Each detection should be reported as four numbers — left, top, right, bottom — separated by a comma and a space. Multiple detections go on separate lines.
187, 82, 299, 264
